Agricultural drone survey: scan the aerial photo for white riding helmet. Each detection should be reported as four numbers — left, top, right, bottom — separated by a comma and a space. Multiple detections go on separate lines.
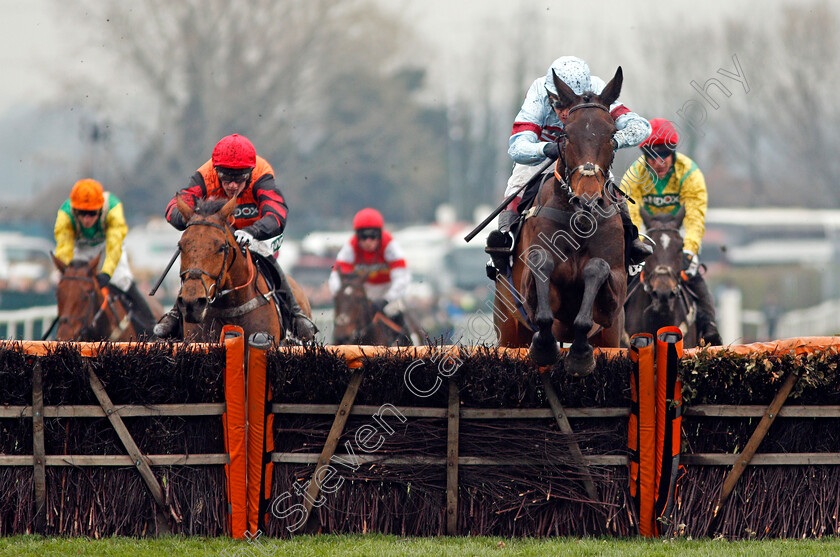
589, 75, 606, 95
544, 56, 591, 96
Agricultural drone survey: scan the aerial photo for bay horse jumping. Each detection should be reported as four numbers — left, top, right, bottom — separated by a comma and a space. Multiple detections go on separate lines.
51, 253, 162, 341
624, 207, 697, 348
494, 67, 627, 376
333, 271, 414, 346
174, 195, 311, 344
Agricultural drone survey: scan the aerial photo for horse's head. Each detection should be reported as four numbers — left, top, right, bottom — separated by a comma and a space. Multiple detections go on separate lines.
333, 271, 371, 344
52, 253, 104, 341
640, 207, 686, 313
175, 195, 239, 324
551, 67, 622, 210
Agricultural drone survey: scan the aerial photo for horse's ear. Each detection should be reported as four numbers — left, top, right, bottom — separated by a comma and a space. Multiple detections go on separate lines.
674, 206, 686, 228
220, 195, 237, 221
51, 252, 66, 274
552, 69, 579, 109
599, 67, 623, 107
176, 194, 194, 222
88, 253, 102, 274
640, 206, 654, 228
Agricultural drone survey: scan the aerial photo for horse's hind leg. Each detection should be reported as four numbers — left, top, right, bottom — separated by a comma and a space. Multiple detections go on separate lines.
528, 253, 558, 366
566, 258, 610, 377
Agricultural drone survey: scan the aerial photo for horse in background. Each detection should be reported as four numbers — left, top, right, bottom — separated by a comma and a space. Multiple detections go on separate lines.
174, 195, 311, 344
333, 271, 415, 346
624, 207, 697, 348
51, 253, 162, 341
494, 67, 627, 376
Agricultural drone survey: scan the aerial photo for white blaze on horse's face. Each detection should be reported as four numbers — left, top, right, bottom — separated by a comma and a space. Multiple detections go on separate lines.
660, 233, 671, 251
335, 313, 351, 326
343, 286, 353, 296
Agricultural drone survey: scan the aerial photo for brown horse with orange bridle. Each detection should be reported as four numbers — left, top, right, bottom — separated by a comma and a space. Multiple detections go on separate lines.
174, 195, 311, 344
51, 253, 162, 341
332, 271, 414, 346
494, 67, 627, 376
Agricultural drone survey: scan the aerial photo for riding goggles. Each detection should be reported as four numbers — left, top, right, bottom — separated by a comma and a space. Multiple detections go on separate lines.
74, 209, 100, 218
356, 229, 381, 241
217, 169, 252, 184
643, 145, 675, 163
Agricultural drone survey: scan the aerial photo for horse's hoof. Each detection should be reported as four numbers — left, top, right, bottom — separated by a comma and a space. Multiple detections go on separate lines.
529, 334, 559, 367
564, 349, 595, 377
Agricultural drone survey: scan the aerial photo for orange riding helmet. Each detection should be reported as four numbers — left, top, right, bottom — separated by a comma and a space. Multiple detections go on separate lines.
69, 179, 105, 211
353, 208, 385, 230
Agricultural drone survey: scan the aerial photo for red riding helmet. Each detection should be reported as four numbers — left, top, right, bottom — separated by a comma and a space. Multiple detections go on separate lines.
212, 134, 256, 169
641, 118, 679, 152
353, 208, 385, 230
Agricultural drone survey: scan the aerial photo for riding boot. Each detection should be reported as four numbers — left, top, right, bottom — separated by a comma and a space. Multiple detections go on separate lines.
153, 305, 182, 339
617, 200, 654, 265
687, 273, 722, 345
270, 260, 317, 341
125, 282, 157, 331
485, 209, 517, 280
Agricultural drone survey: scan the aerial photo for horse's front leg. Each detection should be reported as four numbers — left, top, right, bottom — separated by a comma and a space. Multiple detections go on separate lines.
566, 257, 610, 377
527, 250, 558, 366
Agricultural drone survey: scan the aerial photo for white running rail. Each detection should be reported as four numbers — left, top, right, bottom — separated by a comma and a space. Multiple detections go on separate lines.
774, 299, 840, 339
0, 305, 57, 340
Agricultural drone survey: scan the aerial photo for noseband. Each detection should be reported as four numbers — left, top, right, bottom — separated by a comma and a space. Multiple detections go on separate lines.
57, 275, 109, 340
179, 220, 236, 303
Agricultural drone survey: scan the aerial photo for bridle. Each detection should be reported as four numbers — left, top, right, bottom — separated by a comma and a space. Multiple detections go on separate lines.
335, 279, 406, 343
553, 102, 615, 202
179, 220, 255, 303
335, 281, 374, 342
56, 274, 111, 340
639, 225, 689, 314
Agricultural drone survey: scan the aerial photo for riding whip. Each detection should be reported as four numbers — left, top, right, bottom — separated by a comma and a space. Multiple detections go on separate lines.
40, 316, 59, 340
148, 247, 181, 296
464, 156, 556, 243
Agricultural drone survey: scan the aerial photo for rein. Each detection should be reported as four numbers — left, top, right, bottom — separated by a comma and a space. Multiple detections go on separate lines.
57, 275, 125, 340
180, 220, 256, 302
550, 102, 614, 203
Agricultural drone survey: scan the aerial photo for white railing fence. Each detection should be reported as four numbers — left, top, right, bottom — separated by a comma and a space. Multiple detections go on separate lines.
0, 305, 57, 340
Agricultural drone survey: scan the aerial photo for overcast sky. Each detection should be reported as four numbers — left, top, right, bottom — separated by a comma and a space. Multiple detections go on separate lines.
0, 0, 808, 115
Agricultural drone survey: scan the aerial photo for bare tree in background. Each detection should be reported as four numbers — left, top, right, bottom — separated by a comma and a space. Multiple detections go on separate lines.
52, 0, 446, 227
643, 3, 840, 209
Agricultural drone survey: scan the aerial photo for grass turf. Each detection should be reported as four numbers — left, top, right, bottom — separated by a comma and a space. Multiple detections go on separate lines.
2, 535, 840, 557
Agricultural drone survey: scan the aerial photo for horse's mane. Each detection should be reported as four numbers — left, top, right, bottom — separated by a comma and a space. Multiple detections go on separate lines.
194, 198, 228, 217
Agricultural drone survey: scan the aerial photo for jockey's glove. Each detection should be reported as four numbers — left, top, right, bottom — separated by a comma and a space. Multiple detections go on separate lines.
234, 229, 255, 247
682, 250, 699, 277
96, 272, 110, 288
542, 142, 560, 160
